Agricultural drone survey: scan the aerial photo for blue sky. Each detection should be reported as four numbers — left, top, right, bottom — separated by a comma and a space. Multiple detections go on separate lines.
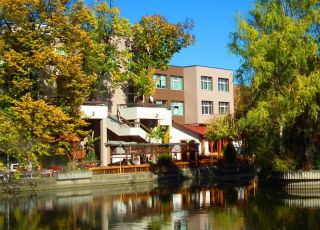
87, 0, 255, 71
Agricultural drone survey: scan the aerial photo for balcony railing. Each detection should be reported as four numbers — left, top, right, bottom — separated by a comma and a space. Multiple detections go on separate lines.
118, 103, 167, 109
108, 115, 151, 133
83, 100, 108, 106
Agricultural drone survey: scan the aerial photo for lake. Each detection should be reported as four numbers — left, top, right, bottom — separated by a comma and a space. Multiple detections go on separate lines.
0, 179, 320, 230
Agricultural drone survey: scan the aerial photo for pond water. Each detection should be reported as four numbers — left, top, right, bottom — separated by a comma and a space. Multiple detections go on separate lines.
0, 179, 320, 230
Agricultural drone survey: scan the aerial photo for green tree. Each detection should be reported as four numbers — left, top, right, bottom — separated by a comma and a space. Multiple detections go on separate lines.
88, 2, 133, 102
89, 6, 194, 99
129, 15, 194, 96
206, 115, 237, 141
147, 125, 170, 144
230, 0, 320, 170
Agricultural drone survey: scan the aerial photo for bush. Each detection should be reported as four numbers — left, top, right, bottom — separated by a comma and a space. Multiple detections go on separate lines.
314, 155, 320, 169
223, 143, 237, 162
157, 153, 171, 166
272, 154, 297, 172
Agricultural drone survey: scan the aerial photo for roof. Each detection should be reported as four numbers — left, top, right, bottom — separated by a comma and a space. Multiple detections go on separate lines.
172, 121, 206, 136
183, 124, 207, 136
168, 64, 234, 72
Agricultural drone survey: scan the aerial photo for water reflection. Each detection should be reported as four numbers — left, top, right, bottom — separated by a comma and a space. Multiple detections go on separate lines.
1, 180, 320, 229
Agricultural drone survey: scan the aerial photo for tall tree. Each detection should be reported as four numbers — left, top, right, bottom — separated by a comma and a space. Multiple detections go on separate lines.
130, 15, 194, 96
0, 94, 74, 165
0, 0, 97, 163
0, 0, 97, 114
89, 5, 194, 100
230, 0, 320, 170
88, 2, 132, 102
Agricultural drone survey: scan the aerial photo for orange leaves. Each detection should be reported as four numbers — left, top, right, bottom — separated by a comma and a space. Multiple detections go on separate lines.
11, 94, 73, 142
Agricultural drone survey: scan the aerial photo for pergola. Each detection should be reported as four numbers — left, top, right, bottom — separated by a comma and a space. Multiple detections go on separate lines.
105, 141, 200, 166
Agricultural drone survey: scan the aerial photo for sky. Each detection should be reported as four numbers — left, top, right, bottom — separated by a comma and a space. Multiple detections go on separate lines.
87, 0, 255, 71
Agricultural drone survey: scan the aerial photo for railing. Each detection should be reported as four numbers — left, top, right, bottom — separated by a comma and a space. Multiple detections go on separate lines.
108, 114, 151, 133
271, 170, 320, 180
89, 159, 220, 175
83, 101, 108, 106
89, 164, 151, 175
118, 103, 167, 109
198, 159, 218, 167
175, 161, 191, 169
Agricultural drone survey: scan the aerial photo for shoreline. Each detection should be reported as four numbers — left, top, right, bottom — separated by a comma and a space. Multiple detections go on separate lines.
0, 165, 256, 195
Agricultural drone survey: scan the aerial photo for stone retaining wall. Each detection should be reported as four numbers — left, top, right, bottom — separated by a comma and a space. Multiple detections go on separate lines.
271, 170, 320, 180
1, 165, 255, 193
269, 170, 320, 190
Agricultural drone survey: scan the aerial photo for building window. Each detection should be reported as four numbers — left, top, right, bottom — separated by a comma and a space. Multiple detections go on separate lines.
201, 76, 212, 90
170, 76, 183, 90
171, 101, 184, 116
155, 100, 167, 106
219, 102, 230, 115
127, 85, 136, 104
202, 101, 213, 115
153, 74, 166, 89
218, 78, 229, 92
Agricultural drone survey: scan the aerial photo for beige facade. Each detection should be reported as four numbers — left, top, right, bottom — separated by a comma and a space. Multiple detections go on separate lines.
184, 65, 234, 124
154, 65, 234, 125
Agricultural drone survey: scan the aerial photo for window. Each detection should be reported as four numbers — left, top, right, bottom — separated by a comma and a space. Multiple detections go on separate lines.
218, 78, 229, 92
201, 76, 212, 90
127, 85, 136, 104
202, 101, 213, 115
155, 100, 167, 106
153, 74, 166, 89
170, 76, 183, 90
219, 102, 230, 115
171, 101, 184, 116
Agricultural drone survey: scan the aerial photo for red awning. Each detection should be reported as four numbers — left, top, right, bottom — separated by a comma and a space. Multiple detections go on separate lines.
172, 121, 207, 137
183, 124, 206, 136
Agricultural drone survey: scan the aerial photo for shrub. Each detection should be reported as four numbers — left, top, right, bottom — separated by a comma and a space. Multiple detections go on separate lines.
314, 155, 320, 169
223, 142, 237, 162
272, 153, 297, 172
157, 153, 171, 166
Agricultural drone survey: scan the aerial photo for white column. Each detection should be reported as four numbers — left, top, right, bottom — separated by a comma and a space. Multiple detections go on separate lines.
101, 198, 111, 230
100, 118, 110, 166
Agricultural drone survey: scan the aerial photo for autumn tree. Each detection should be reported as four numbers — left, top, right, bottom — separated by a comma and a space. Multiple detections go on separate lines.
0, 1, 194, 165
0, 94, 74, 165
230, 0, 320, 171
0, 0, 97, 163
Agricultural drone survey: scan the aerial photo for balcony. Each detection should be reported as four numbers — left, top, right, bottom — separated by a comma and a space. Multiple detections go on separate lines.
81, 105, 108, 119
117, 103, 172, 126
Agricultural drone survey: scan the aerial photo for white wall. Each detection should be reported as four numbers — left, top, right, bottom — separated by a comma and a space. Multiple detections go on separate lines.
170, 126, 200, 143
170, 125, 207, 154
170, 126, 212, 155
81, 105, 108, 119
120, 107, 172, 126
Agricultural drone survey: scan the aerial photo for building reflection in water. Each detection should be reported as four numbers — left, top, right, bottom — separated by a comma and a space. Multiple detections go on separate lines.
0, 180, 258, 230
2, 179, 320, 229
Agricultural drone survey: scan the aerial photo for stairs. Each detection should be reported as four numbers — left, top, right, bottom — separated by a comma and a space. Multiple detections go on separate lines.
107, 115, 149, 141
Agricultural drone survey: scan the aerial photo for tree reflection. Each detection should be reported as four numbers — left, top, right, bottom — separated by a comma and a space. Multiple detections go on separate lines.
3, 180, 320, 229
243, 190, 320, 230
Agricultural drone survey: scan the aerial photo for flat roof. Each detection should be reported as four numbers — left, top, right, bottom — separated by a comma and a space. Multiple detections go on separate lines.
169, 64, 233, 71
